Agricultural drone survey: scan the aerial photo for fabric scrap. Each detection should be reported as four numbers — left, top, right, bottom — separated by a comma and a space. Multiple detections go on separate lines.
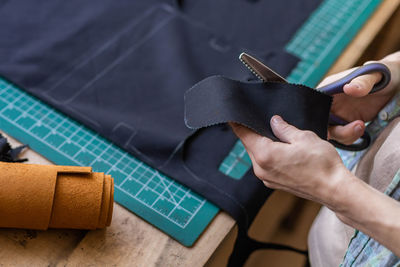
185, 76, 332, 140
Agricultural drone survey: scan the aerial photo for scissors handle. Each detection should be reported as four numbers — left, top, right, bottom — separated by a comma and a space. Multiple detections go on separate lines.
329, 132, 371, 151
319, 62, 391, 95
322, 63, 391, 151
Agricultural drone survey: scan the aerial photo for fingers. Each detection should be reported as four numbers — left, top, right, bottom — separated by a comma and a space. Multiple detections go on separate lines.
229, 122, 272, 152
343, 70, 382, 97
270, 115, 309, 144
319, 60, 391, 97
233, 116, 319, 148
317, 67, 357, 89
328, 120, 365, 145
229, 122, 275, 169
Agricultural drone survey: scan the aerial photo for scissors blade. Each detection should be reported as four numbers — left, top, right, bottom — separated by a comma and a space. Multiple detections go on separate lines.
239, 52, 287, 83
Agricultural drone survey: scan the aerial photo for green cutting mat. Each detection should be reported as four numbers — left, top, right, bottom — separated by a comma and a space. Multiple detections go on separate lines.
219, 0, 382, 179
0, 0, 381, 247
0, 80, 218, 246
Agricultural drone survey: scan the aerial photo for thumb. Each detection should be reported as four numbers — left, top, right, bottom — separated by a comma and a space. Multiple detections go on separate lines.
270, 115, 301, 144
343, 62, 383, 97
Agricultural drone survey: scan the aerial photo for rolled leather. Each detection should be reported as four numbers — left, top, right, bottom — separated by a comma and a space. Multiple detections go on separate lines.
0, 162, 114, 230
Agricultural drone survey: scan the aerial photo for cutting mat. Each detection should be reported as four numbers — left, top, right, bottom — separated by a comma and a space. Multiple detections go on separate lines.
0, 0, 381, 247
219, 0, 383, 179
0, 80, 218, 246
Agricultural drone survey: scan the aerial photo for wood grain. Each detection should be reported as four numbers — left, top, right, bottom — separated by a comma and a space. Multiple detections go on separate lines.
0, 132, 235, 266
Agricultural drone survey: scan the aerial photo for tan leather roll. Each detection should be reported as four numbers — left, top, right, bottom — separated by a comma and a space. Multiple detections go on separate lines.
0, 162, 114, 230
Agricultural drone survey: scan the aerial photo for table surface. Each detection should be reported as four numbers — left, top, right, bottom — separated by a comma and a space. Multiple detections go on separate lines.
0, 131, 235, 267
1, 1, 399, 266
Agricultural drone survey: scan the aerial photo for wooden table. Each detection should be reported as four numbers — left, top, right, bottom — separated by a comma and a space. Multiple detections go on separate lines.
1, 1, 399, 266
0, 132, 236, 267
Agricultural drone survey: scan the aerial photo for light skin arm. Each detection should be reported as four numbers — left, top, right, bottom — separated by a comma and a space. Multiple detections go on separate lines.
232, 117, 400, 256
230, 51, 400, 256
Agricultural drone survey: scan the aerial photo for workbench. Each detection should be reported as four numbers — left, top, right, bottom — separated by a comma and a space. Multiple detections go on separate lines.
0, 0, 399, 266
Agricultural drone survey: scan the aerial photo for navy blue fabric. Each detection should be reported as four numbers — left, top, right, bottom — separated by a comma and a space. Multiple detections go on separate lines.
182, 0, 321, 53
185, 77, 332, 140
0, 2, 297, 223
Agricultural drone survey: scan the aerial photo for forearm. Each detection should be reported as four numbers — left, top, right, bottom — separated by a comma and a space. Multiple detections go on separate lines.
332, 172, 400, 256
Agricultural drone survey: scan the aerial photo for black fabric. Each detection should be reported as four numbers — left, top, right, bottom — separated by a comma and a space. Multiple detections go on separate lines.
0, 1, 322, 265
0, 134, 27, 162
0, 2, 299, 167
229, 229, 308, 267
182, 0, 321, 53
0, 1, 298, 224
185, 76, 332, 140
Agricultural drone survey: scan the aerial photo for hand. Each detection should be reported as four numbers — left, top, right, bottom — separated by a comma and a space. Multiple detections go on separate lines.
231, 116, 353, 209
231, 114, 400, 257
321, 52, 400, 145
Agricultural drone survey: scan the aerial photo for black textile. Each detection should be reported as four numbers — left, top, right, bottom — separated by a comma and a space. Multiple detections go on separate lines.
0, 134, 27, 162
185, 76, 332, 140
0, 1, 321, 265
182, 0, 321, 53
0, 1, 296, 223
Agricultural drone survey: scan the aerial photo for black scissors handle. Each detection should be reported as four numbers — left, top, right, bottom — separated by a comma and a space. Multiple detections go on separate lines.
319, 63, 391, 151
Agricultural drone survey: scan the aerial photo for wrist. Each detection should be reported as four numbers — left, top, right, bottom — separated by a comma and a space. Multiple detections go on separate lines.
330, 172, 394, 226
319, 163, 355, 211
324, 165, 359, 213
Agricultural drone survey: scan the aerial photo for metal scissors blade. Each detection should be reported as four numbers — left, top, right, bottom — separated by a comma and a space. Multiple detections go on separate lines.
239, 52, 287, 83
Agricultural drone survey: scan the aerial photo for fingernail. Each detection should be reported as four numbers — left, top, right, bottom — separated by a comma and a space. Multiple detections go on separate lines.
271, 115, 282, 124
355, 125, 363, 135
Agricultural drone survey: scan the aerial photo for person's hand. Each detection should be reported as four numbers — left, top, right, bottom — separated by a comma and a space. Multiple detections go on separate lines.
230, 116, 353, 209
322, 52, 400, 145
233, 116, 400, 257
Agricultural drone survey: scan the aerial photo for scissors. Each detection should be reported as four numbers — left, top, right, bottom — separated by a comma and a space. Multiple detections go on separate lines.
239, 52, 391, 151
